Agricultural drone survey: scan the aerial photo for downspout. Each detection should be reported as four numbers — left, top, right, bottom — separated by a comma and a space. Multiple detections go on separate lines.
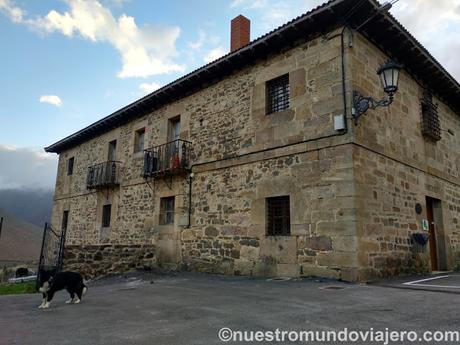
187, 173, 193, 228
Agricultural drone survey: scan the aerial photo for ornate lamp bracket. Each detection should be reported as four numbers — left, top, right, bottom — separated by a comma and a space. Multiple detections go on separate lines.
352, 91, 394, 125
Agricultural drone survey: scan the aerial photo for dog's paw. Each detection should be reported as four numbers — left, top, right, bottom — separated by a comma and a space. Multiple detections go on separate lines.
38, 304, 44, 309
42, 303, 50, 309
73, 298, 81, 304
65, 299, 73, 304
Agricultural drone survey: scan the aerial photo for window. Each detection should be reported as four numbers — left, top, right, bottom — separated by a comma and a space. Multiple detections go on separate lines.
168, 117, 181, 142
108, 140, 117, 161
67, 157, 74, 176
266, 74, 290, 115
159, 197, 175, 225
266, 196, 290, 236
168, 117, 181, 155
134, 128, 145, 153
62, 210, 69, 231
102, 204, 111, 228
421, 90, 441, 141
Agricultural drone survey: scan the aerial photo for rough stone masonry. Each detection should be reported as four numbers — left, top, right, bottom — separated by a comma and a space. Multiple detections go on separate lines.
47, 13, 460, 282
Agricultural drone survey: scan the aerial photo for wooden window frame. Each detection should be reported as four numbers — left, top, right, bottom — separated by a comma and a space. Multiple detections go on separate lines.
134, 128, 146, 153
159, 196, 175, 225
108, 140, 117, 161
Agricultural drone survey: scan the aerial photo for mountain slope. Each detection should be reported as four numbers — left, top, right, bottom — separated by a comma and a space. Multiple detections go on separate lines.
0, 209, 42, 263
0, 189, 53, 227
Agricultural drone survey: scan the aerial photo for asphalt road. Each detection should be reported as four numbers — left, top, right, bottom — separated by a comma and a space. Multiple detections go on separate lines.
0, 271, 459, 345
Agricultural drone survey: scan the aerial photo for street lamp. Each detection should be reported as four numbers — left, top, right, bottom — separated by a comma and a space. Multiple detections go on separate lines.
353, 59, 403, 124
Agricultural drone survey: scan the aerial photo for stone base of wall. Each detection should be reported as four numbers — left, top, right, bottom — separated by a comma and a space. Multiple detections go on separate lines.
63, 242, 430, 282
63, 244, 156, 279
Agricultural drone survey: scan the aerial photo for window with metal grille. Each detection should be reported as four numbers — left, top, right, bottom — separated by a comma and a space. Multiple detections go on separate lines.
421, 91, 441, 141
266, 196, 290, 236
160, 197, 175, 225
67, 157, 74, 176
266, 74, 290, 115
102, 204, 111, 228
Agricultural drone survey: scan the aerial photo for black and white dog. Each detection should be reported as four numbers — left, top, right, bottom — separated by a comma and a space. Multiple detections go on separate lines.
38, 271, 87, 309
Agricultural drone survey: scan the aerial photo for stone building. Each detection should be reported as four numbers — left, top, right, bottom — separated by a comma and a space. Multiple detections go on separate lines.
45, 0, 460, 281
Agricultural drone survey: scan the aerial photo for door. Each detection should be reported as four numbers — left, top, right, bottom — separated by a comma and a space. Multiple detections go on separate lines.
168, 117, 181, 168
169, 117, 181, 143
108, 140, 117, 161
426, 197, 438, 271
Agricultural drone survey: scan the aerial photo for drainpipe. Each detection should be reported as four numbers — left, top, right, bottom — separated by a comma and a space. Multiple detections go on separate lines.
187, 173, 193, 228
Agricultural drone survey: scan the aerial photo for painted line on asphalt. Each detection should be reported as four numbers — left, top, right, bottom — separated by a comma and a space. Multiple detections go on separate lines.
402, 275, 460, 289
403, 275, 450, 285
403, 284, 460, 289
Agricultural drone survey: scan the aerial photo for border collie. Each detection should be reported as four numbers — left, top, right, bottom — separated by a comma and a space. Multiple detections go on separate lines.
38, 271, 87, 309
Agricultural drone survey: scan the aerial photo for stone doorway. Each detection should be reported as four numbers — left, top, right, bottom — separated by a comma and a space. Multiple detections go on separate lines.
426, 197, 447, 271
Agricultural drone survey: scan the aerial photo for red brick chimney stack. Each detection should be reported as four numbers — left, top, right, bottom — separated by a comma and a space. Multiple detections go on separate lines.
231, 15, 250, 52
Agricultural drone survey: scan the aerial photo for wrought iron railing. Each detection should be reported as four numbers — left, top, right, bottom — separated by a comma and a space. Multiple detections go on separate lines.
87, 161, 121, 189
143, 139, 191, 178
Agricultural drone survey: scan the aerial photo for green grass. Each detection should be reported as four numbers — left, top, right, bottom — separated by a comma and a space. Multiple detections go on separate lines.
0, 281, 37, 295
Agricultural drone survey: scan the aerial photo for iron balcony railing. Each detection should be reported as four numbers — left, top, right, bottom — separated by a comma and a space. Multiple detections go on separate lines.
143, 139, 191, 178
87, 161, 121, 189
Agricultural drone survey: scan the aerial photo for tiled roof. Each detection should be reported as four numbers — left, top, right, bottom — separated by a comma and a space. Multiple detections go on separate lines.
45, 0, 460, 153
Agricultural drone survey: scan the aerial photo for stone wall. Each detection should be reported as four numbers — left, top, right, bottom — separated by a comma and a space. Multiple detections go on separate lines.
63, 244, 156, 279
182, 144, 356, 280
49, 28, 460, 281
51, 29, 359, 280
350, 33, 460, 279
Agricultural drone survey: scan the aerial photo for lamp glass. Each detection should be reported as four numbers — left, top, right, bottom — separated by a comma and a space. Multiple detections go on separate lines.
378, 60, 401, 95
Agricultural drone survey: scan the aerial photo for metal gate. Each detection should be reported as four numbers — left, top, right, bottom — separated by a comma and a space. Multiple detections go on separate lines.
36, 223, 67, 288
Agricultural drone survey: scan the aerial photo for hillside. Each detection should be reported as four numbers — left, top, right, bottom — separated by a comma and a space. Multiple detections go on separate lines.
0, 209, 42, 264
0, 189, 53, 227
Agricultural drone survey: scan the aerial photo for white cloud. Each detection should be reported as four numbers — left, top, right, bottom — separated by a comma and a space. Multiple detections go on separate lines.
0, 0, 24, 23
391, 0, 460, 81
229, 0, 460, 82
204, 47, 227, 63
188, 29, 206, 51
229, 0, 324, 33
0, 145, 57, 190
139, 82, 161, 94
0, 0, 185, 79
39, 95, 62, 106
230, 0, 268, 9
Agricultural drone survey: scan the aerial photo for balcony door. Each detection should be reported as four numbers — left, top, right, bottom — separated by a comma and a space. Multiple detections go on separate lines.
108, 140, 117, 161
167, 117, 181, 170
169, 117, 181, 143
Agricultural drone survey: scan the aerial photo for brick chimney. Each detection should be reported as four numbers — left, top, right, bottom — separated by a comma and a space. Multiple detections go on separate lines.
231, 15, 250, 52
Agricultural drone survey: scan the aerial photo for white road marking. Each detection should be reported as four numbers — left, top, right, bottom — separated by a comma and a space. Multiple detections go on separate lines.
402, 275, 460, 289
404, 284, 460, 289
403, 275, 450, 285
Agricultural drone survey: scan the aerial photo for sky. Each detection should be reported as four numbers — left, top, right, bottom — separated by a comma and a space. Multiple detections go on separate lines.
0, 0, 459, 190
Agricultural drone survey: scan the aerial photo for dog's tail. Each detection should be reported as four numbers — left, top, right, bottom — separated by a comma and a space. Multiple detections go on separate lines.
82, 285, 88, 296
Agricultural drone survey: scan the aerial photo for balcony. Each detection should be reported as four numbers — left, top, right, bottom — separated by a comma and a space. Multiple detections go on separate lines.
87, 161, 121, 189
143, 139, 191, 178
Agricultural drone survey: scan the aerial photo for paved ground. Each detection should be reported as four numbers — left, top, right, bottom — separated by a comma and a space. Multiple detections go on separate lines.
372, 272, 460, 294
1, 271, 459, 345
